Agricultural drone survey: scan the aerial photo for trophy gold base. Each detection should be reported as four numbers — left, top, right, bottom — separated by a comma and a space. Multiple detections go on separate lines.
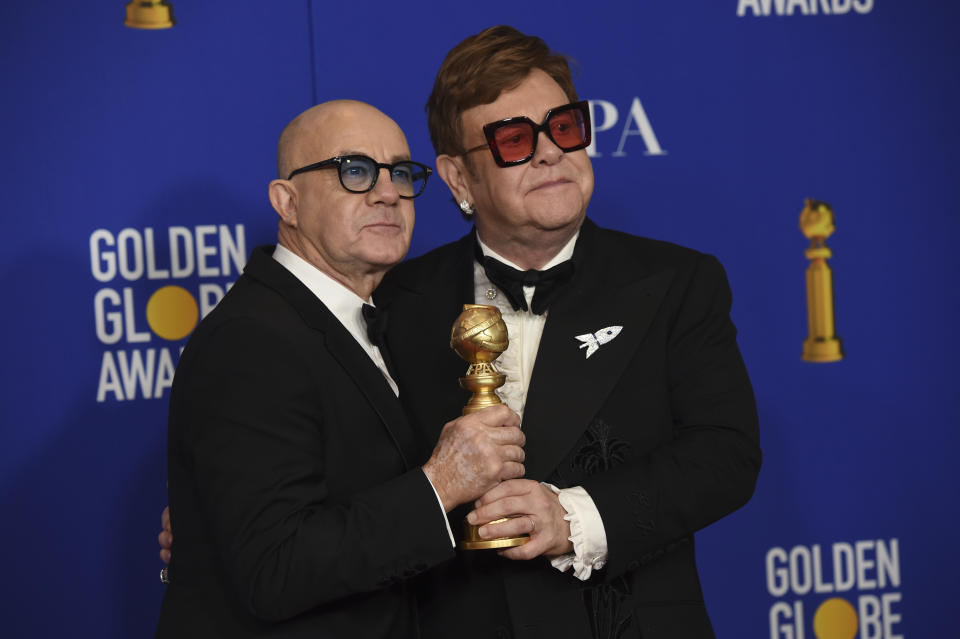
460, 373, 506, 414
802, 337, 843, 363
459, 516, 530, 550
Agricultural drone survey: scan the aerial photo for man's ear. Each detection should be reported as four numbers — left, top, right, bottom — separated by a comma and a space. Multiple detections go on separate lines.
435, 154, 474, 206
268, 179, 298, 228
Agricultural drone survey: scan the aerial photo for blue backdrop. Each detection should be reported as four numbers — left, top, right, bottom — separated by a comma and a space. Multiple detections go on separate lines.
1, 2, 957, 637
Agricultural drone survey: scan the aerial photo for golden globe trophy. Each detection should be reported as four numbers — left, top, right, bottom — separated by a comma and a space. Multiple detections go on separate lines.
450, 304, 529, 550
800, 199, 844, 362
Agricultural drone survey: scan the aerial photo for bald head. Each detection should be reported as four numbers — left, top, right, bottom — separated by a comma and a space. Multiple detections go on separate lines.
267, 99, 417, 299
276, 100, 407, 180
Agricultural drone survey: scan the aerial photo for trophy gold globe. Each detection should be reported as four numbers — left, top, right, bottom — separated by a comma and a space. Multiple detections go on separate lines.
450, 304, 529, 550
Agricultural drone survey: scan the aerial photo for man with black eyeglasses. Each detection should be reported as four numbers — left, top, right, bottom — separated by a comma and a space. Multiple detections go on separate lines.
154, 100, 525, 638
374, 26, 762, 638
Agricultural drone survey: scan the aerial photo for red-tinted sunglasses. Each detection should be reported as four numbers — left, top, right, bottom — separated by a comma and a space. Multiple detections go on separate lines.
463, 101, 592, 167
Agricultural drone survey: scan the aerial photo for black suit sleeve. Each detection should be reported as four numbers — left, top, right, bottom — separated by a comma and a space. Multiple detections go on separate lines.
581, 254, 761, 578
175, 317, 453, 621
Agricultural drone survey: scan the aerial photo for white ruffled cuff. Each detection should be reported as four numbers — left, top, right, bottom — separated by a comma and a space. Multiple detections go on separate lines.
543, 483, 608, 580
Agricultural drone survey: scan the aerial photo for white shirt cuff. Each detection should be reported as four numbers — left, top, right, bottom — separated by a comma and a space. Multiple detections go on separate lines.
423, 469, 456, 547
543, 483, 608, 580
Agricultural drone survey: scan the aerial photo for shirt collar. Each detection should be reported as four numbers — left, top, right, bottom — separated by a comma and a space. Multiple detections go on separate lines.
271, 244, 373, 330
476, 230, 579, 273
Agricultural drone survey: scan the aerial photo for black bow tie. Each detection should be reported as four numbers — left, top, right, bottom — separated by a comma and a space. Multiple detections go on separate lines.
361, 303, 388, 347
362, 303, 399, 381
474, 240, 575, 315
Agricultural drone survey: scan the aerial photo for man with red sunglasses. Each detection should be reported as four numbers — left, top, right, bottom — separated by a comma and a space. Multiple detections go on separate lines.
375, 26, 762, 639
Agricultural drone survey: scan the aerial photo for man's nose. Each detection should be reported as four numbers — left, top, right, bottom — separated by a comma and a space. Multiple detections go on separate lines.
368, 167, 401, 204
532, 130, 563, 165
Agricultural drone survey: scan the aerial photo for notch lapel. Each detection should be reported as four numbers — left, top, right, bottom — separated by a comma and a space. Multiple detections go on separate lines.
322, 327, 420, 469
520, 234, 676, 482
245, 246, 421, 469
377, 233, 476, 448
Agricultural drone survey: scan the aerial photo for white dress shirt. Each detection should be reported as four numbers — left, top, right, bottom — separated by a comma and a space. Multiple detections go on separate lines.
474, 233, 609, 580
272, 245, 455, 546
272, 244, 398, 395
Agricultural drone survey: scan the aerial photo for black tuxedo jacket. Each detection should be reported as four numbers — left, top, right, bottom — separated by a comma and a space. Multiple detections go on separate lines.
375, 219, 762, 639
156, 246, 454, 638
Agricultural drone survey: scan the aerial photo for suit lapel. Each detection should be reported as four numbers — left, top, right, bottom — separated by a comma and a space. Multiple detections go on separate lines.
244, 246, 420, 469
377, 233, 476, 447
322, 328, 420, 469
375, 224, 677, 480
520, 224, 676, 481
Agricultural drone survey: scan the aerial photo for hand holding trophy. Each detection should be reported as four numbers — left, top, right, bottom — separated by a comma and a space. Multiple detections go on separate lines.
450, 304, 530, 550
420, 303, 526, 548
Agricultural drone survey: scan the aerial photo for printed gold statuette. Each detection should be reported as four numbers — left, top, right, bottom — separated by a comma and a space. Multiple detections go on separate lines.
800, 199, 843, 362
450, 304, 529, 550
124, 1, 175, 29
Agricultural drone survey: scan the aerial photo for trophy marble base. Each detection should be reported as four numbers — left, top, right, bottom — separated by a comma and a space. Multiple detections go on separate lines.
459, 516, 530, 550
